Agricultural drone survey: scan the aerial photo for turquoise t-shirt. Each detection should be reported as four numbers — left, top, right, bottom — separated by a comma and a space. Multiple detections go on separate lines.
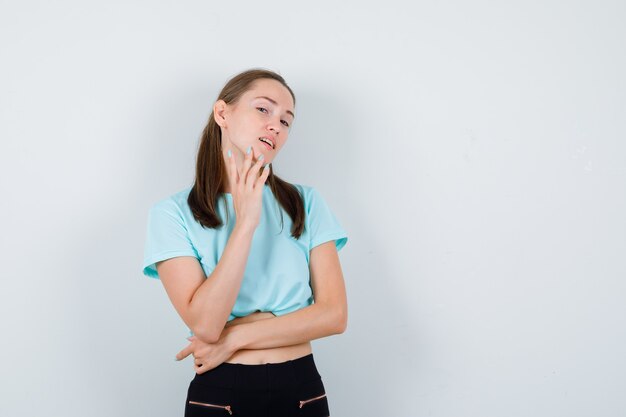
142, 183, 348, 322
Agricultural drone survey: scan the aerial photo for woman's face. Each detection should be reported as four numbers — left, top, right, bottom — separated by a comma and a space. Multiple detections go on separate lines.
215, 78, 295, 164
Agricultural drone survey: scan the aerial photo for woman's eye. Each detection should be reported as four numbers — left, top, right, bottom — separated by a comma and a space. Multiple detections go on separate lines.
257, 107, 289, 127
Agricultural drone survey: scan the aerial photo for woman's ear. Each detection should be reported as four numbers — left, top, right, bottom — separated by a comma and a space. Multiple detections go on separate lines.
213, 99, 228, 127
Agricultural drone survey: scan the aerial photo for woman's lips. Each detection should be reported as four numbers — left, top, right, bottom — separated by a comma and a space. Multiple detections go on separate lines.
258, 138, 273, 151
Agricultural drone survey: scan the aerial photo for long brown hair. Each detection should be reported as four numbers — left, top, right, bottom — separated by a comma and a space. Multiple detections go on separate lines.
187, 68, 305, 239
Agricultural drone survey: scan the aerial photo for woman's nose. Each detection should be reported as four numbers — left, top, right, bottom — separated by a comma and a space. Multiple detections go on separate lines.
268, 119, 281, 134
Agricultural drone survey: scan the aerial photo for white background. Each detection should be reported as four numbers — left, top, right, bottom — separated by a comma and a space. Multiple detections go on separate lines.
1, 1, 625, 416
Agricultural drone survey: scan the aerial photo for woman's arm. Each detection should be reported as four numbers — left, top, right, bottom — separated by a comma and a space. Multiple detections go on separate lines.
157, 222, 256, 344
157, 149, 268, 344
224, 240, 348, 350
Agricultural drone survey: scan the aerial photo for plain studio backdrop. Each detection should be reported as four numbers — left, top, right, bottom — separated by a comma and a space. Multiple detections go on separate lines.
1, 1, 625, 416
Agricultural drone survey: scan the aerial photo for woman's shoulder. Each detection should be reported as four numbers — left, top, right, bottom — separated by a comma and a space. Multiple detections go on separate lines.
291, 182, 329, 204
149, 185, 193, 214
290, 182, 315, 197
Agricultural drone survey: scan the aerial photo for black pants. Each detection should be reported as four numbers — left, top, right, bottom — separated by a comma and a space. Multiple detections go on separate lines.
184, 353, 330, 417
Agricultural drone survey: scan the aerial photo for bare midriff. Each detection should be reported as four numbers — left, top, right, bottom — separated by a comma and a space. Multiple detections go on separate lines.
223, 311, 312, 365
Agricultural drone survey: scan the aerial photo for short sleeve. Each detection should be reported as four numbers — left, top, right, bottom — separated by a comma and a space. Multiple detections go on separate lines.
142, 200, 198, 279
305, 187, 348, 252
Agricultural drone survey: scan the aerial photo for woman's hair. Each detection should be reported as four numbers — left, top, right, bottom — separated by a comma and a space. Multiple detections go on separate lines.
187, 68, 305, 239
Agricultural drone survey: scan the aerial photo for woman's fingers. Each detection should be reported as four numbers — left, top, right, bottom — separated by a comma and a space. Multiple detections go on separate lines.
225, 145, 267, 230
175, 343, 193, 361
239, 145, 254, 180
255, 162, 271, 188
245, 153, 266, 190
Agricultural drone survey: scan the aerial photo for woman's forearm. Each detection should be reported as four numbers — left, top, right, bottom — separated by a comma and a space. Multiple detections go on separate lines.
188, 223, 255, 343
224, 302, 347, 351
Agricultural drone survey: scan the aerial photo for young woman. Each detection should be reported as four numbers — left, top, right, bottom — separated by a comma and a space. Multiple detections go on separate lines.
142, 68, 349, 417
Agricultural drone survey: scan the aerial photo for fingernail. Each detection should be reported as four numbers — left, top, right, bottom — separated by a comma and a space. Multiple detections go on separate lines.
246, 146, 251, 154
258, 154, 264, 161
227, 149, 232, 158
264, 163, 270, 170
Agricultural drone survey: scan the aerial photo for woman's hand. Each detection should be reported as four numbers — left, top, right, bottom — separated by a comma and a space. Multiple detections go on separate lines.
227, 146, 271, 231
175, 328, 237, 374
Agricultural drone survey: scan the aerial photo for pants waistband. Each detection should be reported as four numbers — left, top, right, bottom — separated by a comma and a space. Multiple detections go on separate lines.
190, 353, 321, 391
